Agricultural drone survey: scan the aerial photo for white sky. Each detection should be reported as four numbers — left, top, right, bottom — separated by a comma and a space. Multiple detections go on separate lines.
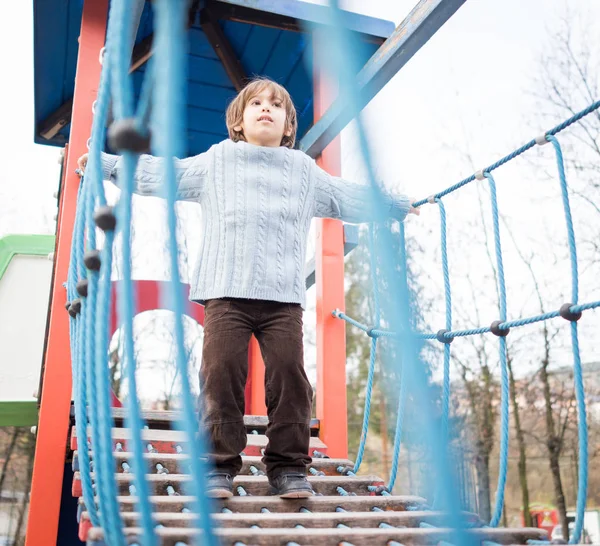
1, 0, 599, 402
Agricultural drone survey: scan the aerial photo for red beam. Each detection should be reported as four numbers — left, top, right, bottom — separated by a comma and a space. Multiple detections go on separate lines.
25, 1, 109, 544
246, 337, 267, 416
313, 35, 348, 458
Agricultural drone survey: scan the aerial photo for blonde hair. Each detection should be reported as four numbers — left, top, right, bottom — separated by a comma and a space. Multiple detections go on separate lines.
225, 77, 298, 149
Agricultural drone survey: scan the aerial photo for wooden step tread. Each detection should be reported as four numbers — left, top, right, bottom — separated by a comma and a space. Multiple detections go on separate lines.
110, 409, 320, 433
82, 509, 480, 529
86, 525, 548, 545
73, 451, 351, 475
85, 494, 427, 513
73, 472, 384, 497
71, 427, 327, 455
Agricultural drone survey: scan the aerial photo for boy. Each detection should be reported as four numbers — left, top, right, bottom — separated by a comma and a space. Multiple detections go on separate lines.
79, 77, 418, 499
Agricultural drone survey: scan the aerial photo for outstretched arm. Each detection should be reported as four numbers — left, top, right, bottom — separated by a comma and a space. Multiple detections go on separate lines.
312, 161, 417, 223
79, 151, 209, 202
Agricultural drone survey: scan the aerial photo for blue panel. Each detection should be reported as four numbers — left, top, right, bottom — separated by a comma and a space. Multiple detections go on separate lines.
62, 0, 82, 102
135, 1, 154, 42
240, 26, 282, 76
262, 31, 306, 84
221, 20, 252, 57
187, 106, 228, 136
34, 0, 74, 124
188, 130, 227, 156
187, 82, 236, 111
285, 51, 313, 139
188, 27, 220, 60
214, 0, 395, 40
188, 56, 233, 88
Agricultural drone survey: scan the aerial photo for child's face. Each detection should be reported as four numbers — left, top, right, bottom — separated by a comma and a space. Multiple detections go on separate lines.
235, 88, 291, 148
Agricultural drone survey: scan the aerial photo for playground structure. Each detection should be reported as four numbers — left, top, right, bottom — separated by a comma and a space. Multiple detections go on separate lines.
0, 235, 54, 427
10, 0, 598, 544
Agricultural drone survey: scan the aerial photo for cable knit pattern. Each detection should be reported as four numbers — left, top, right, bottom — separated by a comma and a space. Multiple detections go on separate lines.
275, 149, 292, 294
253, 147, 270, 289
101, 140, 410, 308
231, 143, 246, 290
292, 156, 312, 300
213, 142, 226, 293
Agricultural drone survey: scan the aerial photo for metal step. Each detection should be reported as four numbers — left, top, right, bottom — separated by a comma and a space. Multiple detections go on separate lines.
110, 408, 321, 435
72, 472, 385, 497
103, 493, 427, 513
72, 416, 551, 546
85, 524, 549, 545
81, 509, 480, 529
72, 451, 350, 476
70, 427, 328, 456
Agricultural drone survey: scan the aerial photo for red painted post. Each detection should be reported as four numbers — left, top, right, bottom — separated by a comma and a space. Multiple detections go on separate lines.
313, 38, 348, 458
25, 1, 108, 544
247, 337, 267, 415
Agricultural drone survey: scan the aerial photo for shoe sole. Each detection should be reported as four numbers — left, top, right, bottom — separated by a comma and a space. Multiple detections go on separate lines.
206, 488, 233, 499
279, 490, 314, 499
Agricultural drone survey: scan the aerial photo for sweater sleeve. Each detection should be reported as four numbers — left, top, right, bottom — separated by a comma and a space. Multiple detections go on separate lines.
100, 150, 209, 202
312, 161, 411, 223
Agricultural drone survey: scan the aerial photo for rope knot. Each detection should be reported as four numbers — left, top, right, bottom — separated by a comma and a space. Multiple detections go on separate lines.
76, 279, 89, 298
368, 485, 390, 495
108, 118, 151, 154
490, 320, 509, 337
94, 206, 117, 232
559, 302, 582, 322
435, 329, 453, 344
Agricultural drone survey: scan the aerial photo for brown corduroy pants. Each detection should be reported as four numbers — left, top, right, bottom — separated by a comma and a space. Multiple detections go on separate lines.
199, 298, 313, 478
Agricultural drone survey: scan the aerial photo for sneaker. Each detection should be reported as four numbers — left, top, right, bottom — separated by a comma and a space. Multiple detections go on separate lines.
205, 473, 233, 498
270, 472, 314, 499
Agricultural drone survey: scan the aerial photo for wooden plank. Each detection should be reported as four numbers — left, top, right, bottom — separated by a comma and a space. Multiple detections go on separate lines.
107, 493, 427, 513
73, 451, 352, 476
199, 7, 247, 91
70, 427, 327, 456
300, 0, 468, 159
83, 509, 480, 529
86, 525, 549, 545
73, 473, 384, 497
110, 408, 320, 433
208, 0, 394, 43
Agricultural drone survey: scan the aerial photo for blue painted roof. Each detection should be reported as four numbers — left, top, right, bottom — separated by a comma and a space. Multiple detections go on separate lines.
33, 0, 394, 155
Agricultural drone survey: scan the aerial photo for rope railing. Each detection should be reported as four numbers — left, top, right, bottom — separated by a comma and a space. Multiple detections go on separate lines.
333, 99, 598, 542
66, 0, 218, 544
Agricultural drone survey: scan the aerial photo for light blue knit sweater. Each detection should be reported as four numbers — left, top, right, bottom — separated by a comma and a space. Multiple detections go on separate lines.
102, 139, 410, 308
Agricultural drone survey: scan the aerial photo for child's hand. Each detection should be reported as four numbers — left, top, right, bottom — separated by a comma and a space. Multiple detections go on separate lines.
77, 153, 89, 175
408, 197, 420, 216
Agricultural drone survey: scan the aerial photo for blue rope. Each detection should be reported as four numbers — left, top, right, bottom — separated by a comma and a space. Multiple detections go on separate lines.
431, 197, 452, 511
110, 5, 157, 534
485, 172, 509, 528
547, 136, 588, 545
94, 229, 125, 546
412, 100, 600, 207
83, 3, 126, 541
353, 224, 381, 473
152, 0, 217, 542
386, 223, 409, 492
437, 198, 452, 454
68, 180, 100, 527
334, 302, 600, 340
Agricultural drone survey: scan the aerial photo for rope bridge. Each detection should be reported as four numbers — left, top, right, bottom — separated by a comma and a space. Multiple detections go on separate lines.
63, 0, 598, 544
334, 102, 600, 544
